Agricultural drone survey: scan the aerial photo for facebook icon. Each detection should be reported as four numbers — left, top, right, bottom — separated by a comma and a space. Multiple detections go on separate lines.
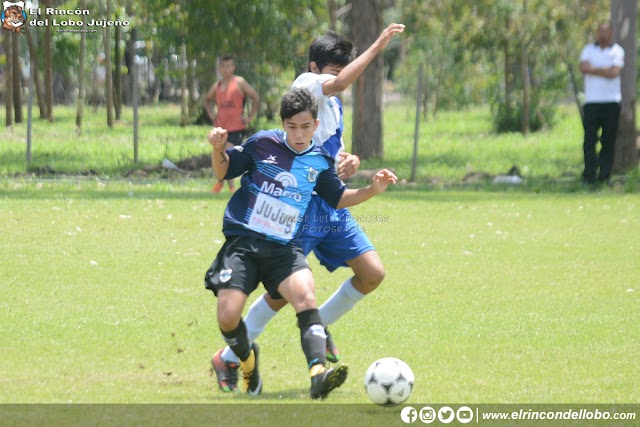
400, 406, 418, 423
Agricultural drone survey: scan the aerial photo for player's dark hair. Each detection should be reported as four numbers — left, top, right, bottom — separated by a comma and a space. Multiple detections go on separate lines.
219, 54, 234, 63
280, 88, 318, 121
308, 31, 356, 71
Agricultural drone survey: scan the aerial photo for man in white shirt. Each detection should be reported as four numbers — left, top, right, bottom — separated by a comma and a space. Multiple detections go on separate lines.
579, 21, 625, 184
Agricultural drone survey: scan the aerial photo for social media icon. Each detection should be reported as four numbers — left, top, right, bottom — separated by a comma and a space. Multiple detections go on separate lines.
457, 406, 474, 424
401, 406, 418, 424
419, 406, 436, 424
438, 406, 455, 424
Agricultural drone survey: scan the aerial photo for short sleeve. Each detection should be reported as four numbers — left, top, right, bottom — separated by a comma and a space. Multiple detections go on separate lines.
224, 136, 256, 180
314, 163, 346, 209
579, 45, 590, 62
613, 45, 625, 68
292, 73, 335, 100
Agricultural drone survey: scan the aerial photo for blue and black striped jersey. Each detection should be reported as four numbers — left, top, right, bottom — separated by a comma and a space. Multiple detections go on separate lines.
221, 130, 346, 244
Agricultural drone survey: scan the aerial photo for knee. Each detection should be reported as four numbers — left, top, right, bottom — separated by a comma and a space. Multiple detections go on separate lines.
217, 313, 240, 333
355, 264, 385, 294
265, 294, 288, 312
290, 290, 317, 313
217, 302, 243, 332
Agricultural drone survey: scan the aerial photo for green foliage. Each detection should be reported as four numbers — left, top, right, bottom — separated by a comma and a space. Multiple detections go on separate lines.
492, 99, 556, 133
395, 0, 612, 132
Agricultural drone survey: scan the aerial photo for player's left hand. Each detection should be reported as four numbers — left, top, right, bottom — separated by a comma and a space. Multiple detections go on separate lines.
337, 152, 361, 180
371, 169, 398, 193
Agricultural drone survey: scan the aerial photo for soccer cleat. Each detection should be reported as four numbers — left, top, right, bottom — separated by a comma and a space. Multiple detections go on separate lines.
211, 181, 224, 193
211, 349, 239, 392
310, 364, 349, 400
240, 343, 262, 395
325, 329, 341, 363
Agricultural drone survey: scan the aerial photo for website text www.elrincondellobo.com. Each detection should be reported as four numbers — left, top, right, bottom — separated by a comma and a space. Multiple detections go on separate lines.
399, 405, 638, 424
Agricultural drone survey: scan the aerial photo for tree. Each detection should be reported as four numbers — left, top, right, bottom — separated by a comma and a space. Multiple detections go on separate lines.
351, 0, 385, 160
104, 0, 114, 128
114, 22, 123, 120
43, 0, 53, 122
5, 32, 13, 127
25, 30, 47, 119
11, 33, 22, 123
76, 0, 87, 133
611, 0, 638, 173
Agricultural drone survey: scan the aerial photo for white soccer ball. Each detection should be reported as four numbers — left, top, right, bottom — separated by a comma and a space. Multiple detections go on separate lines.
364, 357, 415, 406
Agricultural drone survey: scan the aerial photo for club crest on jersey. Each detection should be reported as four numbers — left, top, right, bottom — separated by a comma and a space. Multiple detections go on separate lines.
219, 269, 232, 283
307, 167, 318, 183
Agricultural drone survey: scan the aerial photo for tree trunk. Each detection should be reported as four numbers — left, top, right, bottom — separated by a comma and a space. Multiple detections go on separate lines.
124, 27, 136, 105
114, 24, 122, 120
26, 30, 47, 119
43, 0, 53, 122
104, 0, 114, 128
180, 39, 188, 126
11, 33, 22, 123
520, 0, 529, 135
503, 40, 513, 119
76, 0, 87, 132
351, 0, 384, 160
328, 0, 337, 31
611, 0, 638, 173
187, 54, 196, 115
5, 32, 13, 127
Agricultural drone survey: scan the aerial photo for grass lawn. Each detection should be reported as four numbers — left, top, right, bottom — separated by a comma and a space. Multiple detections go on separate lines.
1, 181, 639, 406
1, 104, 639, 425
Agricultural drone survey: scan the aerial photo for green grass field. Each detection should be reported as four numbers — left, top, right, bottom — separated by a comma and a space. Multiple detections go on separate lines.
1, 104, 639, 425
1, 181, 639, 405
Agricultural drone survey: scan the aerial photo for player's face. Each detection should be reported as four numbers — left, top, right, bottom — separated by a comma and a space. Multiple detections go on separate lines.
218, 60, 235, 78
283, 112, 319, 152
318, 64, 345, 76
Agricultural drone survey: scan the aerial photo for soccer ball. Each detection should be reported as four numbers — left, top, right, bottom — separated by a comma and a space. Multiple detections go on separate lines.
364, 357, 414, 406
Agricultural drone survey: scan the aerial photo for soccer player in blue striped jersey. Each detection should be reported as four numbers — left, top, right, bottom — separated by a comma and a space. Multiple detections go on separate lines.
205, 88, 397, 399
213, 24, 405, 392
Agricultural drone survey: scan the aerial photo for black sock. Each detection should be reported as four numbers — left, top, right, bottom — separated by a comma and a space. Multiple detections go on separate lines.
220, 319, 251, 361
297, 309, 326, 369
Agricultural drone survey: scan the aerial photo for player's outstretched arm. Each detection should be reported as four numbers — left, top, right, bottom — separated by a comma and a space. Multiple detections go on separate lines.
323, 23, 405, 95
208, 127, 230, 179
336, 169, 397, 209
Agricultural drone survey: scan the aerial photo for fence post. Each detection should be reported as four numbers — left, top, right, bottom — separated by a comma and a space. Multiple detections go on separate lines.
410, 63, 424, 183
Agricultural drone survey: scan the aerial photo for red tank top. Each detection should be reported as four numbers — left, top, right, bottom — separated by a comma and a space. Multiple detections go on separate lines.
215, 76, 245, 132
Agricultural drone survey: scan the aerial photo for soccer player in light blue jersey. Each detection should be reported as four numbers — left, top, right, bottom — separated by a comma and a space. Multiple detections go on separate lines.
212, 23, 405, 393
205, 88, 397, 399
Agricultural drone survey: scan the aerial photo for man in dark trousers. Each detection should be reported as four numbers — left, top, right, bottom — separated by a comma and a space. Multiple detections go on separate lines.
579, 21, 625, 185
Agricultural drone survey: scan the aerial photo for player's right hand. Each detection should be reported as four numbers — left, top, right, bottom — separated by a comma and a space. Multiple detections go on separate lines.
208, 127, 228, 152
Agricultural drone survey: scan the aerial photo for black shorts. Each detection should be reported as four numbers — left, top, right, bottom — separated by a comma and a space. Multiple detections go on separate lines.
204, 236, 309, 299
226, 131, 245, 146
